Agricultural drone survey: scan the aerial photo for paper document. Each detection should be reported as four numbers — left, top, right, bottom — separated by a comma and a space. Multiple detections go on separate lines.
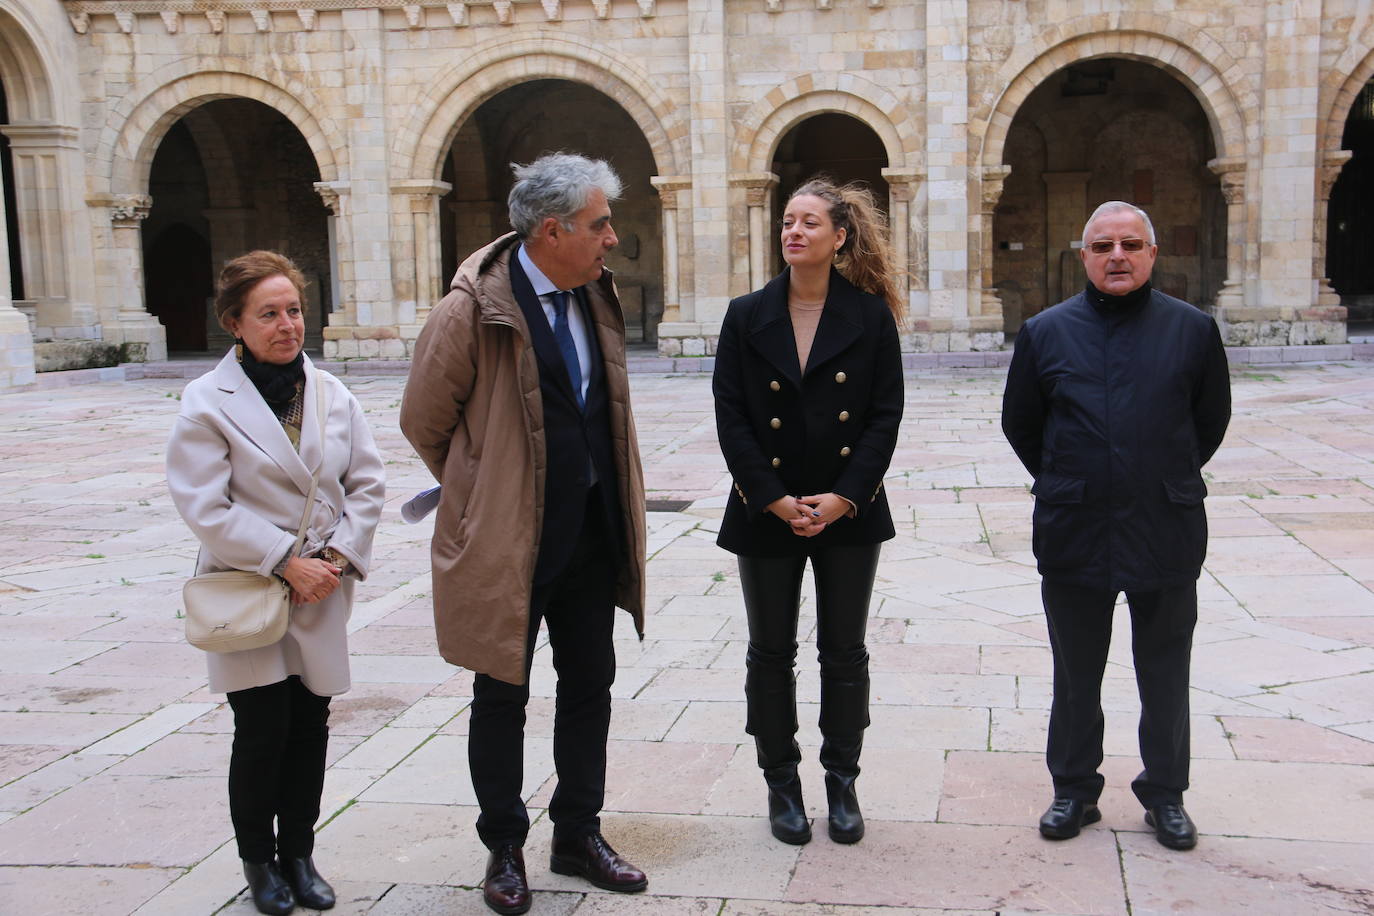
401, 486, 441, 524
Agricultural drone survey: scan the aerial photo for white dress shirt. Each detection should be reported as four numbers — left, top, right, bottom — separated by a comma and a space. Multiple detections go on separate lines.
517, 244, 593, 405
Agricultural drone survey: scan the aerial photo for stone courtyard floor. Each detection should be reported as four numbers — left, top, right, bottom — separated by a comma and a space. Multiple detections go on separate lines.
0, 361, 1371, 915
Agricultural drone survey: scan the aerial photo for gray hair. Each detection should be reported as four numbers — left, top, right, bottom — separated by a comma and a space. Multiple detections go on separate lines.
507, 153, 623, 238
1082, 200, 1157, 246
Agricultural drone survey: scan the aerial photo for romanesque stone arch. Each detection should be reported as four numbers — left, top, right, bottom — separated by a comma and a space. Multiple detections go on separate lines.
974, 15, 1254, 168
397, 33, 685, 182
0, 4, 54, 123
1320, 22, 1374, 154
95, 64, 345, 195
733, 75, 915, 174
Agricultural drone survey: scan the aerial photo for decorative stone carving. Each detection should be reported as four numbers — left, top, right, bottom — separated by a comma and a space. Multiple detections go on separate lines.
1319, 150, 1353, 202
297, 8, 318, 29
979, 165, 1012, 215
251, 9, 272, 31
765, 0, 782, 11
114, 11, 135, 33
99, 194, 152, 226
446, 2, 468, 26
68, 12, 89, 34
816, 0, 833, 9
590, 0, 611, 17
637, 0, 655, 16
206, 10, 225, 33
540, 0, 562, 21
403, 4, 423, 27
493, 0, 514, 24
159, 10, 179, 33
1207, 157, 1246, 205
313, 182, 343, 215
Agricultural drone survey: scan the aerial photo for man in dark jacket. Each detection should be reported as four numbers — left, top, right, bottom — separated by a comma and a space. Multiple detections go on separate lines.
1001, 201, 1231, 851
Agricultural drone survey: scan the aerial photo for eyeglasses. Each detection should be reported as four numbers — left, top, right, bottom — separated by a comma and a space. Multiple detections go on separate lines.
1086, 238, 1148, 255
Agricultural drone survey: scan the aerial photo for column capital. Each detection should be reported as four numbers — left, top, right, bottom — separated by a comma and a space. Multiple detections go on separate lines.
1318, 150, 1353, 202
650, 175, 692, 209
89, 193, 151, 226
392, 179, 454, 212
729, 172, 778, 208
979, 164, 1012, 215
313, 181, 349, 215
880, 167, 924, 201
0, 124, 81, 150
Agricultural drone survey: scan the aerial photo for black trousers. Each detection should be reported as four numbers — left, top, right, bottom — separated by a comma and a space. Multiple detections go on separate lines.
468, 493, 618, 850
1042, 579, 1197, 808
225, 675, 331, 863
736, 542, 881, 770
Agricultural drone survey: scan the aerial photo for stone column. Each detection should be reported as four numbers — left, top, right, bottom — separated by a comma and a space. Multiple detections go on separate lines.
0, 168, 34, 389
729, 173, 778, 291
314, 181, 357, 359
650, 176, 691, 323
102, 194, 167, 361
881, 168, 923, 312
976, 164, 1012, 323
1, 124, 98, 341
1041, 170, 1091, 306
1314, 150, 1352, 307
1206, 157, 1247, 310
392, 179, 453, 355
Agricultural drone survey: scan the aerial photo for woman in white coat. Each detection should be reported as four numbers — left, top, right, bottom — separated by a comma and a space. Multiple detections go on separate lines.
167, 251, 385, 916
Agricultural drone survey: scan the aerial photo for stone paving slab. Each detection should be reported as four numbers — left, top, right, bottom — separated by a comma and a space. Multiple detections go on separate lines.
0, 364, 1371, 914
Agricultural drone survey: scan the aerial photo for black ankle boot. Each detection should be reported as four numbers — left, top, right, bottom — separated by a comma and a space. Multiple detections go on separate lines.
280, 855, 335, 910
763, 765, 812, 844
825, 770, 865, 843
243, 859, 296, 916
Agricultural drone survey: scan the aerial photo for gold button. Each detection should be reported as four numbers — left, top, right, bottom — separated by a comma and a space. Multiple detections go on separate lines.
770, 417, 781, 429
840, 446, 851, 457
838, 410, 850, 422
769, 380, 781, 392
835, 371, 847, 383
771, 457, 781, 468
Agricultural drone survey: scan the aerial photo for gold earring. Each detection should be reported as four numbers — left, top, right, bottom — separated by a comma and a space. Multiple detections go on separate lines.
234, 338, 244, 362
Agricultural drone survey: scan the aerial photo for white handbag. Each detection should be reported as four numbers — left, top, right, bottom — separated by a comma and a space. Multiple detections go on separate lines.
183, 369, 325, 653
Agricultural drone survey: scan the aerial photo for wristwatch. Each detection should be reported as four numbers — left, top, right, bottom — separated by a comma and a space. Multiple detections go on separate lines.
316, 546, 350, 573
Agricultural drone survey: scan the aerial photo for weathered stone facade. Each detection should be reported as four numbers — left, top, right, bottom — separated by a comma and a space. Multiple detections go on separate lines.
0, 0, 1370, 384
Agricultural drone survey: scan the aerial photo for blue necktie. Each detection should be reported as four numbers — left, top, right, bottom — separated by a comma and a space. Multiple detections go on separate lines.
551, 290, 584, 410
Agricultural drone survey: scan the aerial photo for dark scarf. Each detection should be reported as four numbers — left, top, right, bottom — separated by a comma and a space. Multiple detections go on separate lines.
239, 344, 305, 416
1086, 279, 1152, 313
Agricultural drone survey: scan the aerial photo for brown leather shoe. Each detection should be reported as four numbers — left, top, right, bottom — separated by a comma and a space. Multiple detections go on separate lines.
482, 845, 530, 915
549, 832, 648, 893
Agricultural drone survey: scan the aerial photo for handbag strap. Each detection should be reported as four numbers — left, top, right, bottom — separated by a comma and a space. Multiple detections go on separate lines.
287, 367, 328, 557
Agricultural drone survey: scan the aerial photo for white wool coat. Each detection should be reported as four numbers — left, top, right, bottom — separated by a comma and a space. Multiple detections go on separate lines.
167, 350, 386, 696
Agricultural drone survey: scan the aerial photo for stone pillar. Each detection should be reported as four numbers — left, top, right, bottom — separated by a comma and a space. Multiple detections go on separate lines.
1314, 150, 1352, 307
881, 168, 923, 313
100, 194, 167, 362
658, 0, 728, 356
1206, 157, 1247, 310
314, 181, 358, 359
1041, 170, 1091, 306
650, 176, 691, 324
729, 173, 778, 291
392, 179, 452, 355
976, 164, 1012, 324
0, 167, 34, 389
924, 0, 970, 326
1, 124, 98, 341
202, 207, 256, 351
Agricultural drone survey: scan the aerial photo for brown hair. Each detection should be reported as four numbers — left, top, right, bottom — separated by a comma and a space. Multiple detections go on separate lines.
214, 250, 308, 333
789, 178, 905, 323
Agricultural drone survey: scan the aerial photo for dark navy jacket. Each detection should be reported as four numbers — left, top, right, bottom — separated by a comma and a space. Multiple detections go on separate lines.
1001, 283, 1231, 591
713, 268, 903, 557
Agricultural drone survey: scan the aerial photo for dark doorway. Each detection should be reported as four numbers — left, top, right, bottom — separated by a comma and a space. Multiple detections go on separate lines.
0, 77, 24, 300
1327, 79, 1374, 322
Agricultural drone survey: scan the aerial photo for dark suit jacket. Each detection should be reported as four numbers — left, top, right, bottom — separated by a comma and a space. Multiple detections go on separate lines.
509, 254, 620, 584
713, 268, 904, 556
1001, 284, 1231, 591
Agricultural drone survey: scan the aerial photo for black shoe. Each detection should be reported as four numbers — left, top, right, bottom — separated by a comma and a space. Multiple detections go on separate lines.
243, 859, 296, 916
1038, 798, 1101, 839
483, 845, 531, 915
279, 856, 335, 910
1145, 803, 1198, 850
549, 832, 648, 892
824, 771, 864, 844
763, 765, 812, 845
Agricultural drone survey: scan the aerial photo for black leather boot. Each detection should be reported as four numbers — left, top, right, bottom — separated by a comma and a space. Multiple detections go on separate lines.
823, 762, 864, 843
763, 764, 812, 844
280, 855, 335, 910
819, 640, 870, 844
243, 859, 296, 915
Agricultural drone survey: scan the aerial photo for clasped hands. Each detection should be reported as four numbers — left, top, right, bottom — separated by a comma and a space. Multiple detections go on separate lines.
281, 555, 343, 605
767, 493, 849, 538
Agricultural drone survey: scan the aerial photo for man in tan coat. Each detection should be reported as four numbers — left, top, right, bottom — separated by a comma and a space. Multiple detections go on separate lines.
401, 153, 648, 915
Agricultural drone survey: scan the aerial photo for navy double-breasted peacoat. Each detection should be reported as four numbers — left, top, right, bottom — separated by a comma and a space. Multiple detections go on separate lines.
713, 268, 904, 557
1001, 284, 1231, 591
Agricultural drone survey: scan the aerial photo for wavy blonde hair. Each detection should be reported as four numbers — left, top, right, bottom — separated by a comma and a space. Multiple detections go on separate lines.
790, 177, 905, 323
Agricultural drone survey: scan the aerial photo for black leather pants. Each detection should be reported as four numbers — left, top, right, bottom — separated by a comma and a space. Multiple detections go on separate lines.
737, 542, 880, 771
